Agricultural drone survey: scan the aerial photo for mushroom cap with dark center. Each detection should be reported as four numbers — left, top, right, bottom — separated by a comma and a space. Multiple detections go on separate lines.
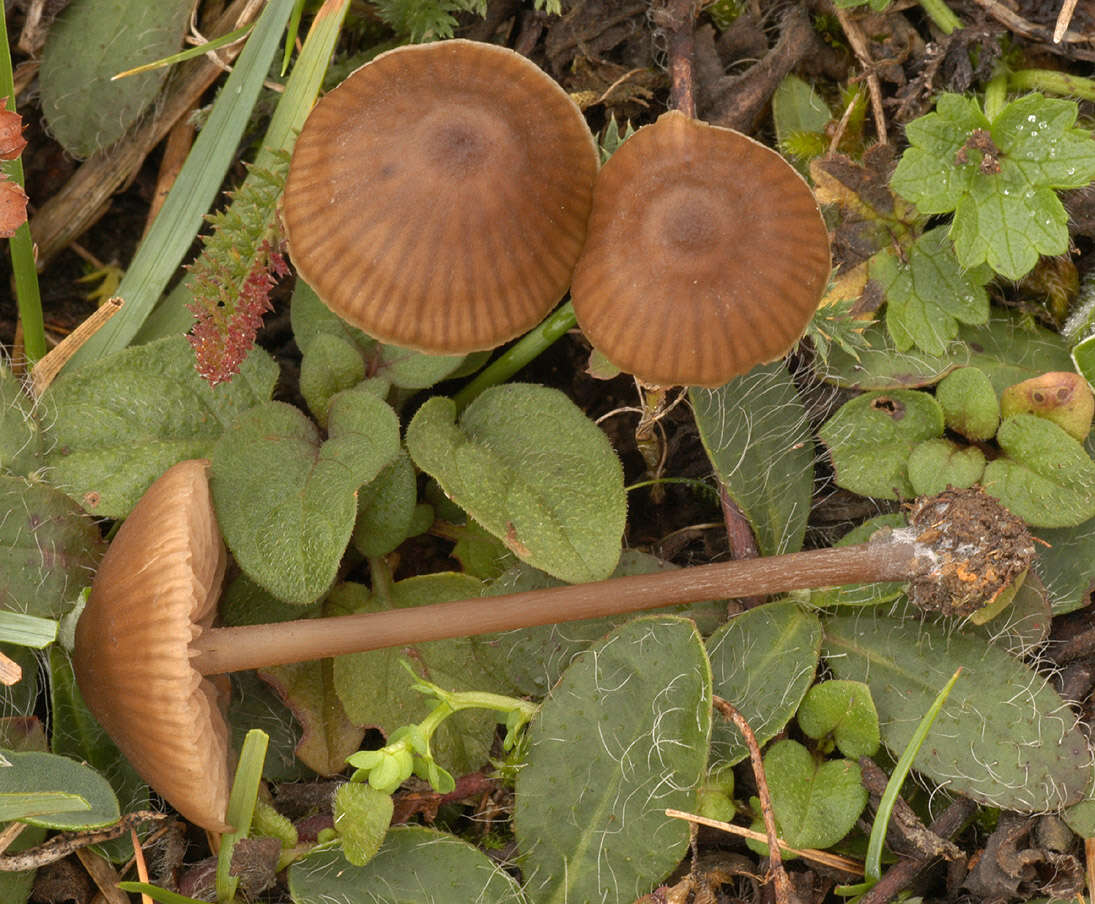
73, 460, 231, 833
283, 39, 599, 354
571, 110, 831, 387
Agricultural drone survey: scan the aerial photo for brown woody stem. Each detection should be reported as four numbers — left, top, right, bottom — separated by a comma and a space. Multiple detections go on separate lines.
190, 537, 931, 675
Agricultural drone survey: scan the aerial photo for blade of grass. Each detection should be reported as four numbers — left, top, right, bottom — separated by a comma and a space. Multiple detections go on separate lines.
0, 611, 59, 648
834, 667, 964, 897
124, 0, 351, 350
118, 883, 209, 904
64, 0, 297, 372
0, 11, 44, 363
216, 729, 269, 904
111, 23, 255, 81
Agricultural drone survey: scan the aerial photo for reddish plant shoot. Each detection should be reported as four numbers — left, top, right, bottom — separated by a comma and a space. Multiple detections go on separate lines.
187, 242, 288, 386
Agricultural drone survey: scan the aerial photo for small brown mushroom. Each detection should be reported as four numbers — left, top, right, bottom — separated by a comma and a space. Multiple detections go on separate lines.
570, 110, 831, 388
282, 39, 599, 354
72, 460, 231, 833
74, 466, 1028, 832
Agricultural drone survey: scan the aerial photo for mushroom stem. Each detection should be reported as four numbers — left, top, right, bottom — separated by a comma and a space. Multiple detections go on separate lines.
190, 537, 930, 675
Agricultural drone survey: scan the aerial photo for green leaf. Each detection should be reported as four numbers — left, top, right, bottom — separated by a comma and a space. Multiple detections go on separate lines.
0, 475, 104, 618
0, 611, 56, 648
43, 336, 277, 517
449, 520, 517, 580
906, 438, 985, 495
0, 750, 119, 829
39, 0, 191, 157
211, 391, 400, 603
752, 740, 867, 851
818, 313, 1074, 392
891, 94, 989, 214
935, 366, 1000, 441
217, 729, 269, 904
299, 333, 368, 426
797, 680, 880, 760
818, 389, 944, 499
0, 366, 41, 476
332, 575, 508, 776
406, 385, 626, 584
982, 414, 1095, 527
707, 600, 821, 768
874, 227, 991, 355
690, 362, 814, 556
289, 827, 526, 903
333, 783, 393, 867
824, 610, 1091, 811
891, 93, 1095, 280
472, 551, 726, 697
515, 617, 711, 904
1034, 519, 1095, 614
352, 451, 421, 559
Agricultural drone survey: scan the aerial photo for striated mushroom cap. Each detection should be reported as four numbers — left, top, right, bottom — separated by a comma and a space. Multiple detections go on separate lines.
283, 39, 599, 354
571, 110, 831, 388
73, 460, 231, 833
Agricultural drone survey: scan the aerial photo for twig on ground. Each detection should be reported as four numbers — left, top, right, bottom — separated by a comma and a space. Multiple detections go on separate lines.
834, 7, 888, 144
713, 696, 798, 904
0, 812, 169, 872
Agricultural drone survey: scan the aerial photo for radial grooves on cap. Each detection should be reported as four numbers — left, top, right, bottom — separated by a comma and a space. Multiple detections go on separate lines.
284, 39, 599, 354
73, 460, 231, 833
571, 110, 831, 388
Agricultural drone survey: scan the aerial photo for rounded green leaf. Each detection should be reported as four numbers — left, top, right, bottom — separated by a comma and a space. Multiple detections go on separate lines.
406, 385, 626, 583
907, 438, 985, 495
299, 333, 367, 427
752, 740, 867, 851
0, 750, 119, 829
515, 617, 711, 904
797, 680, 880, 760
707, 600, 821, 767
289, 826, 525, 903
819, 389, 944, 499
935, 366, 1000, 440
211, 392, 400, 603
824, 610, 1091, 811
982, 414, 1095, 527
352, 451, 419, 559
40, 0, 192, 157
43, 336, 277, 518
0, 475, 104, 619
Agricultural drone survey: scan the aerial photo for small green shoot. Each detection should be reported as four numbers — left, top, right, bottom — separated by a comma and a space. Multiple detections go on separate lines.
835, 667, 963, 897
116, 884, 210, 904
216, 728, 270, 904
346, 661, 537, 795
0, 611, 58, 648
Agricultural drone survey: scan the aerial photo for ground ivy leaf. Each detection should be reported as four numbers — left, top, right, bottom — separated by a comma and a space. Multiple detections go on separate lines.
982, 414, 1095, 528
690, 362, 813, 556
873, 227, 991, 355
515, 616, 711, 904
819, 389, 944, 499
707, 600, 821, 767
289, 826, 526, 904
752, 740, 867, 852
211, 391, 400, 604
352, 451, 420, 559
43, 335, 277, 517
0, 475, 104, 619
331, 575, 508, 777
405, 385, 626, 584
333, 783, 393, 867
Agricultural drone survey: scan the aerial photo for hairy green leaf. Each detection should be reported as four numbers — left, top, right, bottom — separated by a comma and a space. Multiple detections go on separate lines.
0, 750, 119, 829
406, 385, 626, 584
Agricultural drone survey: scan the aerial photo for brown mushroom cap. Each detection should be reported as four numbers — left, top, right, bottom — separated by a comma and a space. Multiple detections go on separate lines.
73, 460, 231, 833
283, 39, 598, 354
571, 110, 831, 388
